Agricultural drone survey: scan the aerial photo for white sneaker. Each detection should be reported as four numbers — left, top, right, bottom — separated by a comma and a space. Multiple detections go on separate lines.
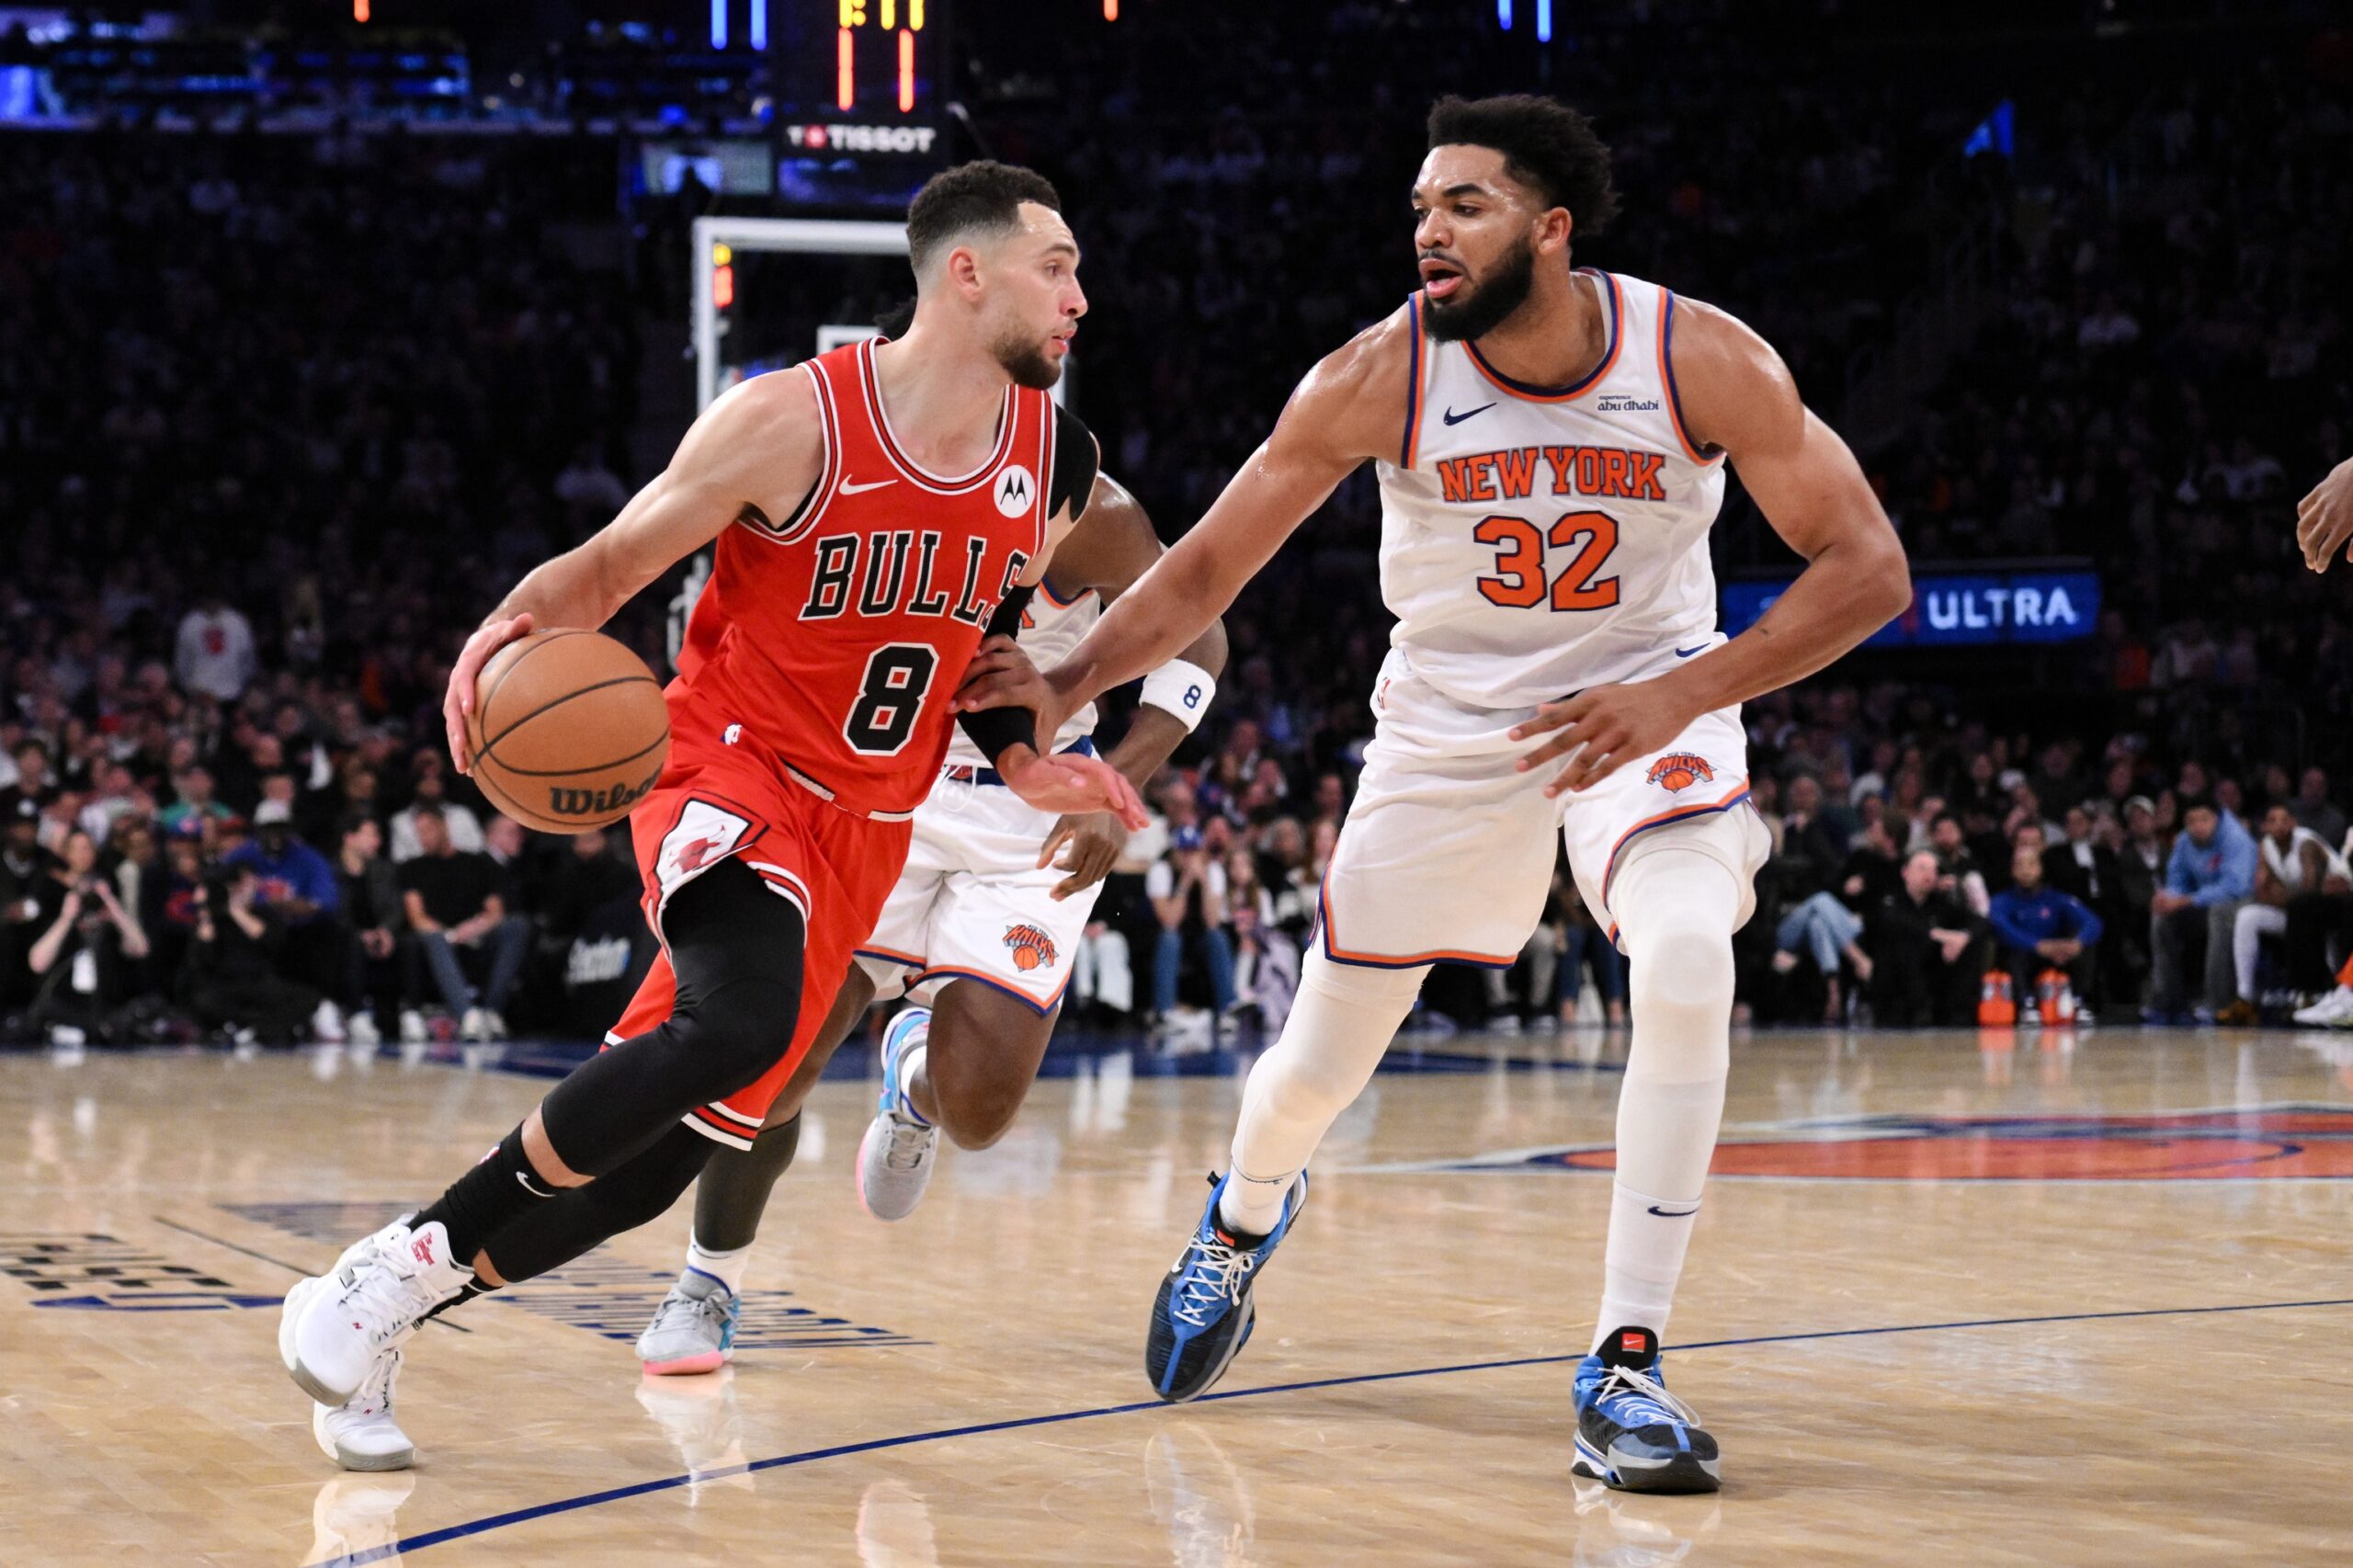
313, 999, 347, 1045
483, 1008, 510, 1040
459, 1006, 491, 1041
1491, 1013, 1524, 1035
857, 1007, 939, 1221
348, 1009, 382, 1049
398, 1009, 428, 1044
313, 1346, 415, 1471
637, 1270, 741, 1376
2291, 987, 2353, 1027
281, 1219, 472, 1406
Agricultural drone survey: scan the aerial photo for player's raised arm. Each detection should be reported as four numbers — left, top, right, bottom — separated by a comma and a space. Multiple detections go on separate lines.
443, 373, 825, 772
1031, 472, 1232, 896
1512, 301, 1911, 793
955, 313, 1406, 733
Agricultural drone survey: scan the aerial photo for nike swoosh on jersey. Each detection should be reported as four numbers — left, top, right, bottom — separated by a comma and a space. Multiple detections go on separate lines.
1440, 403, 1495, 426
1645, 1204, 1699, 1218
1674, 645, 1711, 659
838, 476, 898, 494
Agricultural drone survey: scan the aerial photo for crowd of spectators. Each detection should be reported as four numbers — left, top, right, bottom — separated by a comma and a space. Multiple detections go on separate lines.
4, 8, 2347, 1046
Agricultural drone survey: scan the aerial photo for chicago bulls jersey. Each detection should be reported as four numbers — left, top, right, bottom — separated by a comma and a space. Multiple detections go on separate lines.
1372, 268, 1729, 710
672, 337, 1058, 816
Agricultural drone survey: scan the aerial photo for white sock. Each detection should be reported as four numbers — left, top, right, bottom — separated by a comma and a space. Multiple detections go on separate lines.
686, 1239, 751, 1296
895, 1041, 933, 1126
1590, 847, 1738, 1352
1216, 949, 1427, 1237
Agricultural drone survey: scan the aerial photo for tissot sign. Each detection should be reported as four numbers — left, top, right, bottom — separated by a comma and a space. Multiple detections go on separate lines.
782, 122, 939, 155
1722, 570, 2100, 647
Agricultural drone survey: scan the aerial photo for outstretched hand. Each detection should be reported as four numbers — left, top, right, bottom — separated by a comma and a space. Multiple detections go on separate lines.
444, 612, 535, 774
1003, 750, 1148, 833
954, 637, 1078, 744
2298, 457, 2353, 574
1509, 678, 1700, 796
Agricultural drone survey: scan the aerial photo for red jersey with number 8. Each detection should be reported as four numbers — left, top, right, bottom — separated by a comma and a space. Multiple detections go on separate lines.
671, 337, 1056, 816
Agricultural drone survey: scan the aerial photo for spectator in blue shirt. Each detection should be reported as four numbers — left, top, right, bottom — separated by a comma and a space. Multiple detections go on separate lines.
225, 799, 347, 1040
2148, 797, 2256, 1021
1988, 844, 2104, 1017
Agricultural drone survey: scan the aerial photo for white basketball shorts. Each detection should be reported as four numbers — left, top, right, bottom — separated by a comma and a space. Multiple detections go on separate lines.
854, 767, 1108, 1014
1315, 649, 1768, 968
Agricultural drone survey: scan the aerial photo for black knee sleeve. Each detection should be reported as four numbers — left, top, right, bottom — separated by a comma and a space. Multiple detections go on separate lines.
692, 1115, 801, 1252
482, 1124, 717, 1285
540, 859, 806, 1176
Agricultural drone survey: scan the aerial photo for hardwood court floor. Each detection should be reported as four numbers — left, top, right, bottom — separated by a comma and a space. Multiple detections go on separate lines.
5, 1025, 2352, 1567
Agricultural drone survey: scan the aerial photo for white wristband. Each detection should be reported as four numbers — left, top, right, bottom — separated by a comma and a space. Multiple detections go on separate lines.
1140, 658, 1217, 732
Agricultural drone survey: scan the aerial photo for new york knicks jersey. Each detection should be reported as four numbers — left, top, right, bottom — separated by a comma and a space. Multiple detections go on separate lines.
941, 576, 1101, 768
1371, 269, 1728, 710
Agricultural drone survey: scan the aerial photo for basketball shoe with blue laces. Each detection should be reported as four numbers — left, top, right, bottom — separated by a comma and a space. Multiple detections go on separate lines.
1571, 1326, 1721, 1494
857, 1006, 938, 1221
1144, 1171, 1307, 1403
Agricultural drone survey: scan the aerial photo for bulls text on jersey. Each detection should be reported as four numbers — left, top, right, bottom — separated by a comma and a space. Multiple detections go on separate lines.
800, 529, 1029, 630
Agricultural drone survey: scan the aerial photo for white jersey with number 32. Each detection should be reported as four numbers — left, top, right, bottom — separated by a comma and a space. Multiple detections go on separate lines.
1371, 268, 1729, 710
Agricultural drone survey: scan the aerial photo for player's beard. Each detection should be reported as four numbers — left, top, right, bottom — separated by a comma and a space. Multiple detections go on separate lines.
1423, 237, 1537, 343
991, 327, 1064, 391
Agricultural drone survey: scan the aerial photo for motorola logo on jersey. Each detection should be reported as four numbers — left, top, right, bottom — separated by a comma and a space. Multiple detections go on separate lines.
994, 464, 1037, 519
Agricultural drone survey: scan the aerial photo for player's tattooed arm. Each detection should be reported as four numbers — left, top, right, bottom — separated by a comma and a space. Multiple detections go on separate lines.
959, 309, 1404, 737
1512, 302, 1911, 794
1030, 472, 1233, 898
443, 373, 826, 771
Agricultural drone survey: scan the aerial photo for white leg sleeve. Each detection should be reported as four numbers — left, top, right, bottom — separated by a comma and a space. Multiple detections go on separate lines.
2233, 903, 2286, 1002
1095, 929, 1133, 1015
1219, 948, 1428, 1236
1591, 842, 1741, 1350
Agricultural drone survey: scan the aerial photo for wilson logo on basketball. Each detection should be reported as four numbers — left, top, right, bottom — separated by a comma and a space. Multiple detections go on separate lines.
1003, 923, 1057, 972
1644, 754, 1714, 793
547, 764, 663, 821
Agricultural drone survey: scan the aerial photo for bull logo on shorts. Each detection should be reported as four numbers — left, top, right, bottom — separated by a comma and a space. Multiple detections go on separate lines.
1003, 923, 1057, 972
673, 835, 724, 873
1645, 754, 1714, 793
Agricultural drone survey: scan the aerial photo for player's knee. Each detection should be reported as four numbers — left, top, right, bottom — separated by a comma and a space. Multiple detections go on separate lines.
672, 977, 801, 1098
932, 1076, 1027, 1150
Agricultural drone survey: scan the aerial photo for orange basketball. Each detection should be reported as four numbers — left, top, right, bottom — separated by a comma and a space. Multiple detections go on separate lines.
466, 630, 670, 835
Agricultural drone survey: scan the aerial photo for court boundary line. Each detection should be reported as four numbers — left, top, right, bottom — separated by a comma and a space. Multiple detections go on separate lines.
306, 1293, 2353, 1567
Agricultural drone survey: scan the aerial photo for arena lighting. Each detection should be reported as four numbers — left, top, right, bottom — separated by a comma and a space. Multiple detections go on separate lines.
751, 0, 767, 51
837, 26, 853, 108
1537, 0, 1551, 42
710, 0, 726, 50
353, 0, 369, 21
1497, 0, 1511, 28
1105, 0, 1119, 18
898, 28, 915, 111
712, 263, 734, 310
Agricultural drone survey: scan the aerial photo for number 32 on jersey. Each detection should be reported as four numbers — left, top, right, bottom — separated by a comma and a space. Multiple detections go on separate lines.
1473, 509, 1621, 612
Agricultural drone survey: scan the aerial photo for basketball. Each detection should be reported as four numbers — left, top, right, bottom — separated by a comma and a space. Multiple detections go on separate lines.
466, 630, 670, 835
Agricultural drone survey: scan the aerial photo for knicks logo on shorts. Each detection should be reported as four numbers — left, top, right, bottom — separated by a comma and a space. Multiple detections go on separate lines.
1645, 754, 1714, 793
1003, 922, 1057, 972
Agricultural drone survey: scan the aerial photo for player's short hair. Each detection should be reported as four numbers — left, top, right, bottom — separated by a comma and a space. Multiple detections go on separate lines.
905, 161, 1063, 278
1427, 94, 1621, 237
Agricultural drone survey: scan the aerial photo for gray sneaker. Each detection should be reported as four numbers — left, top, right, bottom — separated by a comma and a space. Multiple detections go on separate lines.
856, 1007, 938, 1221
637, 1269, 740, 1376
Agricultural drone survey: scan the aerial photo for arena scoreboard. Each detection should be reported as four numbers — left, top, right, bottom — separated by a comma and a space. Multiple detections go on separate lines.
769, 0, 952, 212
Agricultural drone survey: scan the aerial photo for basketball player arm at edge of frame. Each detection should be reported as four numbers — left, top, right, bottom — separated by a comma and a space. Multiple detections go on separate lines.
959, 301, 1911, 794
438, 371, 1144, 824
1031, 471, 1230, 900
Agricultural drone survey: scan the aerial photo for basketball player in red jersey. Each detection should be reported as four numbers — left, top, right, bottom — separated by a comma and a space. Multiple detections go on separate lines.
279, 161, 1143, 1470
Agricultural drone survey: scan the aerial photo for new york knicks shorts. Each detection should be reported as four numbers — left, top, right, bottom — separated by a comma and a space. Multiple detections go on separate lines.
1315, 649, 1768, 970
853, 766, 1106, 1016
609, 740, 912, 1150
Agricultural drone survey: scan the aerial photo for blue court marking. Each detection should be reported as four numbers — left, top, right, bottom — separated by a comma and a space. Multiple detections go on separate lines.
309, 1293, 2353, 1567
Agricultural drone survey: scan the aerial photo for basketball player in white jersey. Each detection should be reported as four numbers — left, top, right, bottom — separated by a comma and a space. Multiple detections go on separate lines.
633, 470, 1226, 1375
961, 94, 1910, 1493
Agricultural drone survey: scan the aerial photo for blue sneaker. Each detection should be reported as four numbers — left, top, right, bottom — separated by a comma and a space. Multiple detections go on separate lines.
858, 1006, 938, 1221
1145, 1171, 1307, 1403
1571, 1326, 1721, 1494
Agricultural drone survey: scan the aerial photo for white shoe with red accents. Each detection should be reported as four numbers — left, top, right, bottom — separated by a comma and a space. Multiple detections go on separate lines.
313, 1346, 416, 1471
281, 1218, 472, 1406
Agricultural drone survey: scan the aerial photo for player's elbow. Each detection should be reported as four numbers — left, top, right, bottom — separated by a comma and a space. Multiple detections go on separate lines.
1855, 533, 1912, 629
